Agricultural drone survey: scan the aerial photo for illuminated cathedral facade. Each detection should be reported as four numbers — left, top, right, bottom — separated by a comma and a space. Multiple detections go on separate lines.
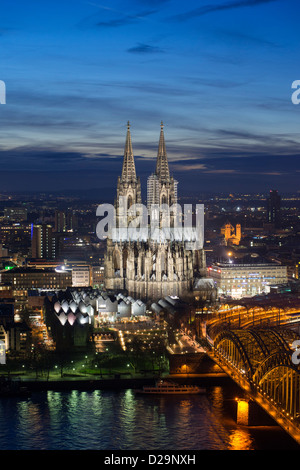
104, 122, 206, 301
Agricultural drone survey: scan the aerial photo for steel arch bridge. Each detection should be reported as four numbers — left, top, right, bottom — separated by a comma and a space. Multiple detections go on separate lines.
253, 352, 300, 420
211, 327, 300, 442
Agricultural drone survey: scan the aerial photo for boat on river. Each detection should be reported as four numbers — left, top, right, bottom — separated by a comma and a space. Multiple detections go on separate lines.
135, 380, 205, 395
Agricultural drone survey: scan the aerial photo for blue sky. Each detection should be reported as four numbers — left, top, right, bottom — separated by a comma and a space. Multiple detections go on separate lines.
0, 0, 299, 196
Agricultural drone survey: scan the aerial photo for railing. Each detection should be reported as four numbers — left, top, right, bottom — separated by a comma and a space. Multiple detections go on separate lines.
209, 345, 300, 445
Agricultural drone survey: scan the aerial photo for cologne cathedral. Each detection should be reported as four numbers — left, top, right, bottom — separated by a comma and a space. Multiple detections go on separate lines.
104, 122, 206, 301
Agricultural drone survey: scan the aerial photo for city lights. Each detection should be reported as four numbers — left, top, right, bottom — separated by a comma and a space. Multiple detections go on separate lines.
0, 0, 298, 452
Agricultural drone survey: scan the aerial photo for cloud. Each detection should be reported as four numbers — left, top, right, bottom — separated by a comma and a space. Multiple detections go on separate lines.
170, 0, 279, 21
203, 169, 240, 174
137, 0, 170, 4
0, 140, 298, 195
96, 9, 157, 27
170, 163, 208, 171
127, 43, 165, 54
0, 147, 88, 170
217, 29, 281, 48
186, 77, 248, 89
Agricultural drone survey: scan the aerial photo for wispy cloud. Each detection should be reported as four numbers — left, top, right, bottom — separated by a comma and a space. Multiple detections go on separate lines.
170, 0, 279, 21
186, 77, 248, 89
127, 43, 165, 54
217, 29, 281, 48
170, 163, 208, 171
203, 169, 240, 174
96, 9, 157, 27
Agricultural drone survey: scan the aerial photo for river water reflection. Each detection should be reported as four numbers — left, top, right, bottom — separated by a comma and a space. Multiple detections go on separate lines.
0, 386, 298, 450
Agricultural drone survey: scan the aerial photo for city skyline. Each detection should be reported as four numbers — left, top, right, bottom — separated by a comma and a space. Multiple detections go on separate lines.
0, 0, 299, 194
1, 1, 300, 453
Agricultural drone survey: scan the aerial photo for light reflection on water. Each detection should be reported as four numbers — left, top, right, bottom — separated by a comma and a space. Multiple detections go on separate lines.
0, 387, 297, 450
208, 386, 254, 450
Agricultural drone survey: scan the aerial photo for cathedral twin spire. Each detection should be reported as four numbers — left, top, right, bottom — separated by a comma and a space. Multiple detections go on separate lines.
117, 121, 177, 220
121, 121, 137, 183
106, 122, 201, 299
155, 121, 170, 182
121, 121, 171, 184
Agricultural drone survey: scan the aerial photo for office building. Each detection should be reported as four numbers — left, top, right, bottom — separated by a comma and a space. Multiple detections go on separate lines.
208, 261, 288, 299
267, 190, 281, 227
31, 224, 57, 259
0, 224, 31, 254
54, 210, 78, 233
91, 265, 105, 288
72, 265, 91, 287
1, 267, 72, 291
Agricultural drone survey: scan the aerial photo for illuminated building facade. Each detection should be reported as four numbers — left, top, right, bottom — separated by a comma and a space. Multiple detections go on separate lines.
221, 222, 242, 245
104, 122, 206, 300
31, 224, 57, 259
72, 265, 91, 287
43, 287, 147, 350
0, 323, 30, 354
1, 267, 72, 291
44, 290, 94, 350
0, 303, 30, 354
91, 265, 104, 288
209, 261, 288, 299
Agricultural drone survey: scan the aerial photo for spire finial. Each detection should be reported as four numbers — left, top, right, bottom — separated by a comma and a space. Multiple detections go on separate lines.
155, 120, 169, 181
121, 121, 136, 183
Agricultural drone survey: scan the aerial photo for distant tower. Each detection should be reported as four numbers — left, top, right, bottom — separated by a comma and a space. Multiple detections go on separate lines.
31, 224, 57, 259
54, 211, 66, 233
221, 222, 234, 245
225, 223, 233, 242
235, 224, 242, 244
54, 210, 78, 233
267, 190, 281, 227
221, 222, 241, 246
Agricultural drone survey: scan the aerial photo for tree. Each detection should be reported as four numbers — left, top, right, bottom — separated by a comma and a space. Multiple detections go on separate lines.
149, 336, 168, 373
125, 336, 145, 373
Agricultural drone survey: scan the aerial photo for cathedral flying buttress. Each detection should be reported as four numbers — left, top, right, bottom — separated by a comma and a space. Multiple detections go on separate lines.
104, 122, 206, 301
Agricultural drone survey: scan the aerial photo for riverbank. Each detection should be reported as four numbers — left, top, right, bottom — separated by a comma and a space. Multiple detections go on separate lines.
16, 372, 230, 392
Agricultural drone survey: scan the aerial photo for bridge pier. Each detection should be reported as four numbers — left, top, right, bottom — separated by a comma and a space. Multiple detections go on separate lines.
236, 398, 250, 426
235, 397, 278, 426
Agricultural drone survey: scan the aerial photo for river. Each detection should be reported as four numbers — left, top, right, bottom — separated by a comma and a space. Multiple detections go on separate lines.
0, 384, 298, 451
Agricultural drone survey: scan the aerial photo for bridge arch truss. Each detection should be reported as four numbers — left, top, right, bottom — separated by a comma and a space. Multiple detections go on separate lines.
253, 352, 300, 421
213, 328, 300, 424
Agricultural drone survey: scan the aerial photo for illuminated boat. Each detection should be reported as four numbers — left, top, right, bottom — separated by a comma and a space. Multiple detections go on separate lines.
135, 380, 205, 395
